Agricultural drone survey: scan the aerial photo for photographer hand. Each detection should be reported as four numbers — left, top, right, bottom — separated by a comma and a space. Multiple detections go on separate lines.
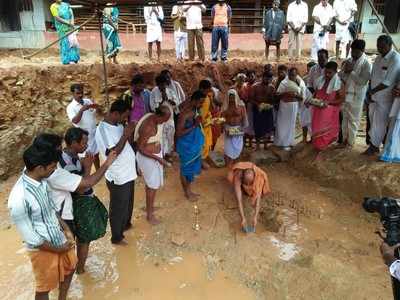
380, 242, 400, 266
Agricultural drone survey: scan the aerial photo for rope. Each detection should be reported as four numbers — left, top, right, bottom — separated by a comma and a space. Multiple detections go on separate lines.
23, 14, 97, 60
118, 17, 136, 35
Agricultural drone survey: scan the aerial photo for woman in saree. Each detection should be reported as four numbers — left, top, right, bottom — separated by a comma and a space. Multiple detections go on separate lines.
176, 91, 205, 201
311, 61, 345, 155
103, 3, 122, 64
50, 0, 80, 65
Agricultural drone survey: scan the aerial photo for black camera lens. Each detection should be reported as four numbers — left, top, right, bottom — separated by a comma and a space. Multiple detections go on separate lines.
363, 197, 381, 213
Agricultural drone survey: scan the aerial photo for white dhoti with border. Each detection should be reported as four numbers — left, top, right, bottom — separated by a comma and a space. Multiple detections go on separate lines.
136, 151, 164, 189
146, 24, 163, 43
369, 100, 392, 148
275, 101, 299, 147
224, 125, 244, 159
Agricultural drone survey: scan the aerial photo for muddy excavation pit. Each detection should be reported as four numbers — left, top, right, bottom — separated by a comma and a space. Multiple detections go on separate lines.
0, 59, 399, 300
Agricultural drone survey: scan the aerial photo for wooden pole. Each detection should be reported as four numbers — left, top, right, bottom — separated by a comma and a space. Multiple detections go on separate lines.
23, 15, 96, 59
97, 9, 110, 109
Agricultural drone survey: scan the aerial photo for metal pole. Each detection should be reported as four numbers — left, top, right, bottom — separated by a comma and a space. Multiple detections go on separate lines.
97, 9, 110, 109
366, 0, 399, 52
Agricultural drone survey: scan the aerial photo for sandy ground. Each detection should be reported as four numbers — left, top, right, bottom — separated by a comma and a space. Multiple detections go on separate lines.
0, 141, 393, 299
0, 50, 397, 299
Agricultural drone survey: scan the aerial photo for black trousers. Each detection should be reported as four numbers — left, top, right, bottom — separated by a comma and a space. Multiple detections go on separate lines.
106, 180, 135, 243
366, 103, 371, 145
338, 110, 344, 144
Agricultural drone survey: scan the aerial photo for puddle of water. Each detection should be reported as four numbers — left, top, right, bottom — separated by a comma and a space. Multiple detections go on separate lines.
0, 227, 256, 300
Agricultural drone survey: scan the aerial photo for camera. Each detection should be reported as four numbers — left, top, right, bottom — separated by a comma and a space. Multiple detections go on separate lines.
363, 197, 400, 246
363, 197, 400, 300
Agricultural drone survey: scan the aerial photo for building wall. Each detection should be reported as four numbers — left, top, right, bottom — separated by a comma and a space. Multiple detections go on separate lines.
0, 0, 47, 49
359, 0, 400, 50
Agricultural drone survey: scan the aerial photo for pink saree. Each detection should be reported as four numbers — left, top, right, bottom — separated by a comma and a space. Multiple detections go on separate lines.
311, 84, 341, 151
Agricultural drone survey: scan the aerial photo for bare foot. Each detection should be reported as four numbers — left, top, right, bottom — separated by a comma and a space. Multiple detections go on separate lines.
334, 143, 348, 149
313, 152, 323, 162
202, 161, 210, 170
190, 191, 200, 198
112, 239, 129, 246
147, 215, 161, 225
141, 206, 160, 212
185, 191, 199, 202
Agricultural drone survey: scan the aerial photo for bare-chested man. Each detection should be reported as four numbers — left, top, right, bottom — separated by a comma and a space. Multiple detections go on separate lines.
227, 162, 271, 233
250, 71, 276, 149
134, 105, 171, 225
176, 90, 206, 201
222, 89, 248, 168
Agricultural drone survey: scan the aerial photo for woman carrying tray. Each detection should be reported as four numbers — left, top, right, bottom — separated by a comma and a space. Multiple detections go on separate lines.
310, 61, 345, 157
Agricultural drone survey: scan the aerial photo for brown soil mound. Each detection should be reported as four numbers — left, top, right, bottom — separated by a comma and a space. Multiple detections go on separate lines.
249, 144, 400, 203
291, 144, 400, 200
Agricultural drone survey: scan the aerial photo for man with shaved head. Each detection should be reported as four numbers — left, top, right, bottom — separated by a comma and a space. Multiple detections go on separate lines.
227, 162, 271, 233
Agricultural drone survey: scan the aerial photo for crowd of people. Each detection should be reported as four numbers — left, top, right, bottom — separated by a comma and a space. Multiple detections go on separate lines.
8, 31, 400, 298
50, 0, 360, 64
7, 1, 400, 298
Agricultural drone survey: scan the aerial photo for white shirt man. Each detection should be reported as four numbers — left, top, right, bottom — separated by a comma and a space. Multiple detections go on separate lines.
333, 0, 357, 59
95, 123, 137, 186
369, 48, 400, 151
311, 1, 335, 61
95, 108, 137, 244
339, 43, 372, 147
183, 1, 206, 61
183, 2, 206, 30
287, 0, 308, 59
144, 6, 164, 43
67, 98, 98, 154
47, 167, 82, 222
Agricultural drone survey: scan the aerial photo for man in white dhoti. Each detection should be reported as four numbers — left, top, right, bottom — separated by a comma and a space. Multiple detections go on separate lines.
380, 85, 400, 163
364, 35, 400, 156
339, 39, 371, 148
150, 74, 179, 161
144, 5, 164, 61
135, 105, 171, 225
311, 0, 335, 61
275, 67, 307, 149
333, 0, 357, 60
287, 0, 308, 60
222, 89, 248, 168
